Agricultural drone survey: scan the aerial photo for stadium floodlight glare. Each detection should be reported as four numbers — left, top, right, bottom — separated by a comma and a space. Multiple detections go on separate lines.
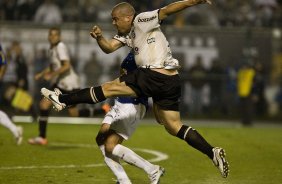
272, 28, 281, 39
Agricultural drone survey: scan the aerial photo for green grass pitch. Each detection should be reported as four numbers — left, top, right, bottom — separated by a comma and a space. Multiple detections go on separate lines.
0, 121, 281, 184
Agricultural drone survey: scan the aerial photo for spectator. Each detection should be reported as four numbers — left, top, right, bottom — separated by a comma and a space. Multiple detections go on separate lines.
33, 48, 49, 104
252, 61, 267, 116
254, 0, 278, 27
34, 0, 62, 25
83, 51, 102, 87
0, 0, 17, 21
6, 41, 37, 119
188, 56, 208, 115
236, 1, 256, 27
79, 0, 98, 22
11, 41, 29, 90
16, 0, 39, 21
62, 0, 79, 22
208, 58, 225, 114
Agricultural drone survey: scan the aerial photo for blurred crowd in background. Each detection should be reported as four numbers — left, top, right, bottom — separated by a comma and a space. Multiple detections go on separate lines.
0, 0, 282, 125
0, 0, 282, 28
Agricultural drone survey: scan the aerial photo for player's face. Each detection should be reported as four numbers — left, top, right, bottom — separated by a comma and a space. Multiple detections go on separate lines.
48, 30, 60, 45
111, 10, 132, 35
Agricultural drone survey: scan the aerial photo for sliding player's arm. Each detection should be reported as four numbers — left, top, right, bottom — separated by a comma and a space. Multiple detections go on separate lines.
159, 0, 212, 21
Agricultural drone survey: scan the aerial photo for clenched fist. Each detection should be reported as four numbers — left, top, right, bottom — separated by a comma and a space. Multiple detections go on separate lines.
90, 25, 103, 39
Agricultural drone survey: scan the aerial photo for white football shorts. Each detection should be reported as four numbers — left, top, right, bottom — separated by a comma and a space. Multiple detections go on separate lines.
102, 100, 146, 140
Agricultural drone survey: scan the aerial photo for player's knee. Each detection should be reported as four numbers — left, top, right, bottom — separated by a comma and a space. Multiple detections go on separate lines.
162, 120, 182, 136
104, 141, 116, 154
96, 124, 110, 145
39, 99, 51, 110
95, 132, 106, 146
102, 80, 126, 97
68, 108, 79, 117
101, 82, 114, 97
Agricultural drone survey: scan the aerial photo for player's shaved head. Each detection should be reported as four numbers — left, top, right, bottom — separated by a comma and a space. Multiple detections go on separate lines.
112, 2, 135, 16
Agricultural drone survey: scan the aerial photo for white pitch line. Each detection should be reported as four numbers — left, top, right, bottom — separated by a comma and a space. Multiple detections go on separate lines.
0, 142, 169, 170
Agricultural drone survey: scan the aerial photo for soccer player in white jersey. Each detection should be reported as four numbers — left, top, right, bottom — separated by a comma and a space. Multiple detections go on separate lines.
28, 27, 80, 145
42, 0, 229, 179
0, 44, 23, 145
96, 52, 164, 184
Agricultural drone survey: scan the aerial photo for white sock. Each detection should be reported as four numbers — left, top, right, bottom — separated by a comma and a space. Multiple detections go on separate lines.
99, 145, 130, 182
112, 144, 156, 174
0, 110, 18, 137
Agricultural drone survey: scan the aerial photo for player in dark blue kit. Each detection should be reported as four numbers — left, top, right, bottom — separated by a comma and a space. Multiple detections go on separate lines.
95, 52, 164, 184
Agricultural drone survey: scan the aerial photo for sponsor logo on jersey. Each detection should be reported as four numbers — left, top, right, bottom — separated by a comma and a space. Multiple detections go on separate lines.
147, 37, 155, 44
137, 15, 157, 22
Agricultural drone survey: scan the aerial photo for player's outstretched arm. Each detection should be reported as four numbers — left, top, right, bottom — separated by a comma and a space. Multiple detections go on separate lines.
159, 0, 212, 20
90, 25, 123, 54
34, 67, 50, 80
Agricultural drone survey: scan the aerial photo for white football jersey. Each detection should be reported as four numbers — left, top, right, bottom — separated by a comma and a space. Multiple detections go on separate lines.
49, 42, 80, 90
114, 10, 180, 69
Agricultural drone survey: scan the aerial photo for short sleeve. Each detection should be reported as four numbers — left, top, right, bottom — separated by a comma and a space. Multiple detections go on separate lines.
57, 42, 70, 61
113, 35, 132, 48
134, 9, 160, 33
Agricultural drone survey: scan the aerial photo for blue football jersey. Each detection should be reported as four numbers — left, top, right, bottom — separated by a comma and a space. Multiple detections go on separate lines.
117, 52, 148, 108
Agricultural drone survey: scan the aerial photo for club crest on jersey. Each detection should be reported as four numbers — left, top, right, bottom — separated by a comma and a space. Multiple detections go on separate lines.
137, 15, 157, 22
147, 37, 155, 44
134, 47, 139, 55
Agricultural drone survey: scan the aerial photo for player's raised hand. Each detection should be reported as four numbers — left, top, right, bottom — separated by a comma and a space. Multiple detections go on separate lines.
90, 26, 102, 39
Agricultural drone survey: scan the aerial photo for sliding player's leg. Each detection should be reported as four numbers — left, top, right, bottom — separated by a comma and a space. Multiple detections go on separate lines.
96, 123, 132, 184
0, 110, 23, 145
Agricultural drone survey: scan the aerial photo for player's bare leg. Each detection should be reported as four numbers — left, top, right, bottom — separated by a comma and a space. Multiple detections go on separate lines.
154, 104, 229, 178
